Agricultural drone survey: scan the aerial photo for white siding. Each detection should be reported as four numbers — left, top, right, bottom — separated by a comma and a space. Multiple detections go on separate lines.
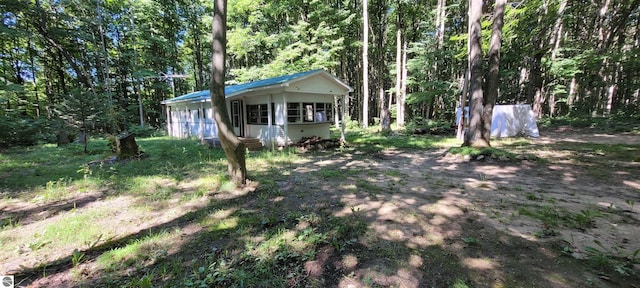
285, 75, 349, 95
167, 102, 218, 139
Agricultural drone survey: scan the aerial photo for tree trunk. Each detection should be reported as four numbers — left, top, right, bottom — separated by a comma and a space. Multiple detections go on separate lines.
362, 0, 370, 128
211, 0, 247, 185
97, 0, 114, 132
377, 0, 389, 132
400, 40, 407, 125
457, 68, 469, 140
395, 0, 403, 127
529, 51, 544, 117
481, 0, 506, 145
548, 0, 567, 117
28, 39, 40, 117
463, 0, 487, 147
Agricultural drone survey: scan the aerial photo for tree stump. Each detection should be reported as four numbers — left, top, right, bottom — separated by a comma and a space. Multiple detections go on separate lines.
116, 133, 140, 159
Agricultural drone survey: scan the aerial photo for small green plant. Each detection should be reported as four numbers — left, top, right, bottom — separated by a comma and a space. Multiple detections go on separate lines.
132, 273, 154, 288
462, 237, 479, 245
71, 249, 85, 267
561, 245, 573, 256
319, 168, 346, 179
584, 240, 640, 276
27, 238, 51, 251
572, 209, 602, 230
518, 206, 567, 228
84, 234, 103, 250
526, 193, 541, 201
625, 199, 635, 210
451, 278, 471, 288
40, 178, 73, 202
0, 215, 20, 230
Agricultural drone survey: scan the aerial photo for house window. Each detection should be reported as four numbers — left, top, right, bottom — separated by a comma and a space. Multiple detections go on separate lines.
287, 103, 300, 123
286, 102, 333, 123
247, 104, 269, 124
304, 103, 314, 122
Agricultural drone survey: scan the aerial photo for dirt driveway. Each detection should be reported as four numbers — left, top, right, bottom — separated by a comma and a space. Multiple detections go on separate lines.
283, 127, 640, 287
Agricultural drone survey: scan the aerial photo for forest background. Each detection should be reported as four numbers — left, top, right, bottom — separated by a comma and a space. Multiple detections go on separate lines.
1, 0, 639, 146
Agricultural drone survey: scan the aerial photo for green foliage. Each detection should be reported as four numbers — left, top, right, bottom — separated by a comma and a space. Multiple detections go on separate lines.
0, 112, 54, 147
127, 124, 163, 138
584, 240, 640, 277
518, 206, 569, 228
71, 249, 85, 267
572, 209, 601, 230
539, 114, 640, 133
228, 1, 347, 82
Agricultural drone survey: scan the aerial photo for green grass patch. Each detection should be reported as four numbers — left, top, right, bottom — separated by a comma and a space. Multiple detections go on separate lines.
40, 208, 111, 246
557, 142, 640, 163
97, 230, 172, 272
518, 206, 571, 228
344, 127, 457, 151
356, 179, 383, 194
447, 146, 516, 160
184, 211, 367, 287
318, 168, 348, 179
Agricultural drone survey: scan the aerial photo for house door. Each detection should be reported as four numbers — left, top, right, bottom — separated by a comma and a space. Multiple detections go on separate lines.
231, 100, 244, 137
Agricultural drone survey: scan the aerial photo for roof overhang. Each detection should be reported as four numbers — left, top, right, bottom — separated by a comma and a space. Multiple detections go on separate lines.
161, 69, 353, 105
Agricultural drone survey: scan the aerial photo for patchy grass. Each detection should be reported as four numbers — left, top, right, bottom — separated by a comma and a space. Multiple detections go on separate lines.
96, 230, 173, 272
2, 129, 640, 287
40, 208, 111, 246
344, 128, 458, 151
447, 146, 517, 160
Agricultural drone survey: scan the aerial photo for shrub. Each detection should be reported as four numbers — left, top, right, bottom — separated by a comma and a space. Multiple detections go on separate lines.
127, 124, 164, 138
0, 112, 53, 147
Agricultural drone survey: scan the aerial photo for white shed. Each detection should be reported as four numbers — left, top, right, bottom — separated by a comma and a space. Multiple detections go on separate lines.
161, 70, 352, 147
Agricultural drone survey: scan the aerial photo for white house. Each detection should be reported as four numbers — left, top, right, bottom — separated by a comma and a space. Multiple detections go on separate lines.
161, 70, 353, 147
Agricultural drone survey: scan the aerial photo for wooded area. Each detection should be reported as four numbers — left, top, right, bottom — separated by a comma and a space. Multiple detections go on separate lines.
1, 0, 639, 147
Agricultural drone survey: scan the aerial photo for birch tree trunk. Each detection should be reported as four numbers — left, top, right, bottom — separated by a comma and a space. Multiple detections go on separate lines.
395, 0, 403, 127
400, 40, 407, 126
362, 0, 370, 128
210, 0, 247, 185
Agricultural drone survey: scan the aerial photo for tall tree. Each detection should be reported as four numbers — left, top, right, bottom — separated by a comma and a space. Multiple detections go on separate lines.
463, 0, 487, 147
362, 0, 370, 128
394, 0, 404, 127
481, 0, 507, 144
375, 0, 390, 132
210, 0, 247, 184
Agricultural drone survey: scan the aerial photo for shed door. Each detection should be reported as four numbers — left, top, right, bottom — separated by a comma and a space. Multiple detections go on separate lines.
231, 100, 244, 137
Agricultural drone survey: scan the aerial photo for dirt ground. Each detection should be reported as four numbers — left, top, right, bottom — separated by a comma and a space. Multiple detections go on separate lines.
291, 127, 640, 287
2, 127, 640, 287
278, 126, 640, 287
